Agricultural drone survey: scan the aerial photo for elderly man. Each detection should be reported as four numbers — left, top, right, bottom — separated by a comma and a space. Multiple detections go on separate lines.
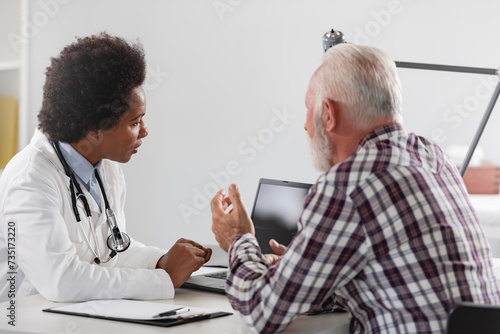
210, 44, 500, 333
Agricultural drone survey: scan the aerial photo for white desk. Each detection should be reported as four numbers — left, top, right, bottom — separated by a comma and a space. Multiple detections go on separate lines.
4, 258, 499, 334
0, 280, 349, 334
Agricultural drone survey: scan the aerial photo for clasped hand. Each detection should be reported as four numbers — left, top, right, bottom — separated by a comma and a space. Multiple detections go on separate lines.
156, 238, 212, 288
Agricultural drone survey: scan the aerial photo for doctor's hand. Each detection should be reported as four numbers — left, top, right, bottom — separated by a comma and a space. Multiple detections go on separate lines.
156, 238, 212, 288
264, 239, 287, 266
211, 184, 255, 252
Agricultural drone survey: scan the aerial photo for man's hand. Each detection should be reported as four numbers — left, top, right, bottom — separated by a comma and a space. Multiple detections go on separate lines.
211, 184, 255, 252
156, 238, 212, 288
263, 239, 287, 266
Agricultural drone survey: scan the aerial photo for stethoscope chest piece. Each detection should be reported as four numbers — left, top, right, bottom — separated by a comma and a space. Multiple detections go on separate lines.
107, 229, 131, 252
102, 200, 132, 253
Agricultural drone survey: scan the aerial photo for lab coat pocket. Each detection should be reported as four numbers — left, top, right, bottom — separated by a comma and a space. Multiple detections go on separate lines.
66, 223, 86, 252
71, 239, 88, 260
66, 220, 86, 244
65, 220, 95, 262
67, 228, 95, 263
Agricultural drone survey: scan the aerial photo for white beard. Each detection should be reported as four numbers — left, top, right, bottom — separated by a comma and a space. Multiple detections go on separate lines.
308, 123, 332, 172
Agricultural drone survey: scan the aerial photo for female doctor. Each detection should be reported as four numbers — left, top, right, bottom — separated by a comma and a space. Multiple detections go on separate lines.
0, 32, 211, 302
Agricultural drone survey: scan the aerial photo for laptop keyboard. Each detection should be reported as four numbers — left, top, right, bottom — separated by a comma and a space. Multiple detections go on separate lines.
205, 271, 228, 280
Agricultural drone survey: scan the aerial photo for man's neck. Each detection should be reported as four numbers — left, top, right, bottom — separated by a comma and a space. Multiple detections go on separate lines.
330, 119, 396, 165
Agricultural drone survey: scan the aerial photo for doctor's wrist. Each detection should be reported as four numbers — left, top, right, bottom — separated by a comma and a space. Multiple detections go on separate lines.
156, 254, 167, 269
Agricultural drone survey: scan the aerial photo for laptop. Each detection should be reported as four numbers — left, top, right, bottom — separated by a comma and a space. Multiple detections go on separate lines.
181, 178, 312, 294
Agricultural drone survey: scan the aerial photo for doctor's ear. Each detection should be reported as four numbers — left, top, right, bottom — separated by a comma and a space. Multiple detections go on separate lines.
86, 129, 100, 142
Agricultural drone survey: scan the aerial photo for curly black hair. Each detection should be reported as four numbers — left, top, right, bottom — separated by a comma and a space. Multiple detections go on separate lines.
38, 32, 146, 143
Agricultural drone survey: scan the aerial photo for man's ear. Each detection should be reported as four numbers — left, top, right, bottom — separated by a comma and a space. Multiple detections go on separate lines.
321, 98, 337, 133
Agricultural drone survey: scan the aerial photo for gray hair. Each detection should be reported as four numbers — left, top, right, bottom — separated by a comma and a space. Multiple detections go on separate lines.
311, 44, 403, 130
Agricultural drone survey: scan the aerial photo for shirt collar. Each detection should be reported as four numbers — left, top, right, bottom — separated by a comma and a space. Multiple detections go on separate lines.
356, 123, 405, 150
58, 142, 103, 185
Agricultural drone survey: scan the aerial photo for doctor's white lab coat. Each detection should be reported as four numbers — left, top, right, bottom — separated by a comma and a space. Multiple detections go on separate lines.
0, 130, 174, 302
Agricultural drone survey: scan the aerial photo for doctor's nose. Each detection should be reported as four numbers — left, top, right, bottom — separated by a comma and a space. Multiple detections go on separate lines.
139, 124, 148, 139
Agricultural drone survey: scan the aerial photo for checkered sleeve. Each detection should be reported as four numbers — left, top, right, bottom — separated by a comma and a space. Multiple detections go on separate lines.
225, 179, 370, 333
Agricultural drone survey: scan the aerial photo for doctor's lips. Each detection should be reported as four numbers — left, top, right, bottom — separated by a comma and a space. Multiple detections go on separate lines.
132, 143, 141, 154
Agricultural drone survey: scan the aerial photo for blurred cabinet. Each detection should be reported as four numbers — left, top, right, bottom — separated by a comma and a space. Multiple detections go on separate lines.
0, 0, 28, 170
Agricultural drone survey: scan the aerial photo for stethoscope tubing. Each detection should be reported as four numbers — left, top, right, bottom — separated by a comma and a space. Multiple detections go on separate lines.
50, 139, 130, 264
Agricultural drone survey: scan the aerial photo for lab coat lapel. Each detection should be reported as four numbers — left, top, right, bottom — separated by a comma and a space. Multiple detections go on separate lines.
75, 184, 102, 217
94, 208, 109, 257
100, 167, 116, 211
75, 197, 109, 262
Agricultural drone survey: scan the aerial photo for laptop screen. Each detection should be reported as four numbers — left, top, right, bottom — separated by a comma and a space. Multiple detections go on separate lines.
250, 178, 312, 254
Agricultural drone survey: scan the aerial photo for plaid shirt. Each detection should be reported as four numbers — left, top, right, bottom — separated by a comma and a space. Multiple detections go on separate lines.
226, 124, 500, 333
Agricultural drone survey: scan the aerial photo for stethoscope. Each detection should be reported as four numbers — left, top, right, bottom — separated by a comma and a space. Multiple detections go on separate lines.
50, 140, 131, 264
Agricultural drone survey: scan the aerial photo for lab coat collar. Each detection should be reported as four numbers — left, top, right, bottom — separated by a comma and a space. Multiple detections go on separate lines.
31, 129, 68, 181
30, 129, 116, 214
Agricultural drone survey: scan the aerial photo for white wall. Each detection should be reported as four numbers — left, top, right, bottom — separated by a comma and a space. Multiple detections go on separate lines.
25, 0, 500, 250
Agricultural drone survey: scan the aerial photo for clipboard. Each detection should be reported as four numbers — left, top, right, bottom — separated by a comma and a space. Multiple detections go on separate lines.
43, 299, 232, 328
